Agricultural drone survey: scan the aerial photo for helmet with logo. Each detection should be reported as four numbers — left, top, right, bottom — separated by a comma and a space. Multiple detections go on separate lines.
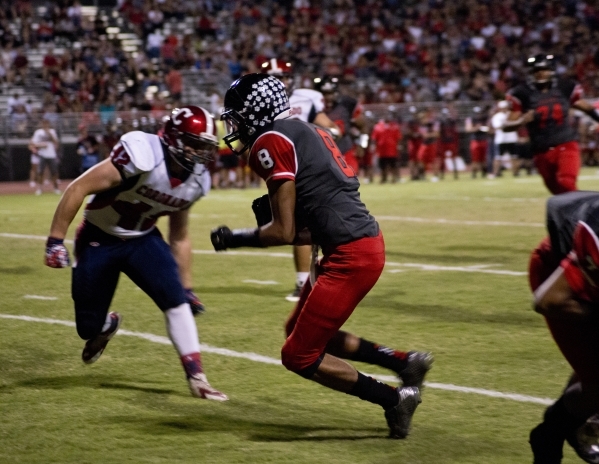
161, 105, 218, 171
260, 58, 294, 93
527, 54, 556, 86
221, 73, 290, 154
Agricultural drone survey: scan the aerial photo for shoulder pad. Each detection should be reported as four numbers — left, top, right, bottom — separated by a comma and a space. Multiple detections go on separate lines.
292, 88, 325, 102
120, 131, 157, 172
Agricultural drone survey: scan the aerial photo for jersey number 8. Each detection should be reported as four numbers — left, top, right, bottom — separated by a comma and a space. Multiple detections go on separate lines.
257, 148, 275, 169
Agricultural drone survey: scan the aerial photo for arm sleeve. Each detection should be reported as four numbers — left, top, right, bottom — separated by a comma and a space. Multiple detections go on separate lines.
249, 132, 297, 186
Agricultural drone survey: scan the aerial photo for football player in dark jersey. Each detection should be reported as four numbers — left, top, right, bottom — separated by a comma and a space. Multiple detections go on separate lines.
212, 73, 433, 439
529, 191, 599, 463
504, 54, 599, 194
261, 59, 340, 303
315, 75, 367, 176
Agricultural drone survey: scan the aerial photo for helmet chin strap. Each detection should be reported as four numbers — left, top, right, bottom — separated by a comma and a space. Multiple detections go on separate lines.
167, 145, 195, 173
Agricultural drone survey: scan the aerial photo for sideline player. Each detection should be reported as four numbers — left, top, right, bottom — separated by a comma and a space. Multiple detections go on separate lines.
212, 73, 432, 439
529, 191, 599, 463
504, 54, 599, 194
261, 58, 340, 302
44, 106, 227, 401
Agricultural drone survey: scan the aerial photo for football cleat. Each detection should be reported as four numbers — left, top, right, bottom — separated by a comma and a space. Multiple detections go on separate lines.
285, 284, 301, 302
399, 351, 433, 390
384, 386, 421, 439
82, 312, 122, 364
188, 373, 229, 401
529, 422, 564, 464
567, 415, 599, 464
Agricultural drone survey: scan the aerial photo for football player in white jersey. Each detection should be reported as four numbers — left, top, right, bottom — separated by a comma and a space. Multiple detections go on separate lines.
44, 106, 228, 401
261, 59, 340, 302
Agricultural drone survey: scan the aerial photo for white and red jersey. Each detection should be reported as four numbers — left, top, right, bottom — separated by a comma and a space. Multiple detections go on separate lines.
288, 88, 325, 123
84, 131, 210, 239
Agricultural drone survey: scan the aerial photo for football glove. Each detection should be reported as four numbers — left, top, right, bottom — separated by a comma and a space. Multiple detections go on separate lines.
185, 288, 205, 316
45, 237, 70, 268
251, 194, 272, 227
210, 226, 263, 250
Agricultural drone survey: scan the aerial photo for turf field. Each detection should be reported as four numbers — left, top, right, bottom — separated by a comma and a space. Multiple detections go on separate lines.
2, 169, 599, 463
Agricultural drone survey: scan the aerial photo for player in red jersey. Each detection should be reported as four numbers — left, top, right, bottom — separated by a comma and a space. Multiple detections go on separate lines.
438, 110, 460, 180
528, 191, 599, 464
505, 54, 599, 194
416, 115, 440, 181
371, 112, 402, 183
212, 74, 433, 439
405, 116, 423, 180
465, 107, 490, 179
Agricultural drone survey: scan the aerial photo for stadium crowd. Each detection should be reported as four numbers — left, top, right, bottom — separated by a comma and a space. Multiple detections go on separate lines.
3, 0, 599, 185
3, 1, 599, 111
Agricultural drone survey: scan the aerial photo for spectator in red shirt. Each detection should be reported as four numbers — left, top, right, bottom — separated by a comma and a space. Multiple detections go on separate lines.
371, 113, 403, 183
42, 48, 60, 80
165, 65, 183, 103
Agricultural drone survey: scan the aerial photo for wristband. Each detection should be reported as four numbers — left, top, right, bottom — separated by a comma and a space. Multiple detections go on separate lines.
229, 228, 264, 248
46, 237, 64, 246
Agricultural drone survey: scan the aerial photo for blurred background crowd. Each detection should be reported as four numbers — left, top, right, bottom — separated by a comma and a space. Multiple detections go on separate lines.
2, 0, 599, 184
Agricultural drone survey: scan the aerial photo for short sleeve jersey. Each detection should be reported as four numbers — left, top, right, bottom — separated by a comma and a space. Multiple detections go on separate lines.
288, 88, 325, 123
371, 121, 402, 158
546, 191, 599, 259
506, 78, 582, 153
84, 131, 210, 239
248, 119, 379, 246
31, 128, 58, 159
327, 95, 359, 154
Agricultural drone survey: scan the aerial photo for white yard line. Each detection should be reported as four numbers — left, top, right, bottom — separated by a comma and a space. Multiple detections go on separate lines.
376, 216, 543, 227
23, 295, 58, 300
0, 314, 553, 406
242, 280, 279, 285
0, 232, 527, 276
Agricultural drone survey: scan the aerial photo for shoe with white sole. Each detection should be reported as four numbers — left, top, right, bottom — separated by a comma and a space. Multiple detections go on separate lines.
188, 373, 229, 401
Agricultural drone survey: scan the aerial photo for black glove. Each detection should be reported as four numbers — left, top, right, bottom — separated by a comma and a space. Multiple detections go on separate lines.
210, 226, 263, 251
251, 194, 272, 227
211, 226, 232, 251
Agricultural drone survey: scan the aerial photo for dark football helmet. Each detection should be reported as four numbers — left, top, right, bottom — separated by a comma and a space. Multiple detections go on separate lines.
221, 73, 290, 154
161, 106, 218, 171
313, 75, 339, 94
260, 58, 294, 93
527, 54, 556, 85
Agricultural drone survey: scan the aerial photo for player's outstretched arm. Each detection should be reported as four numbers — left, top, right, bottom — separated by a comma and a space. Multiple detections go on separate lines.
210, 180, 298, 250
169, 209, 193, 289
573, 100, 599, 123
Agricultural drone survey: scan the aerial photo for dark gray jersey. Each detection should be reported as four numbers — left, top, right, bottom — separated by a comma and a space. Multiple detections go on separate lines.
507, 78, 582, 153
546, 191, 599, 258
248, 118, 379, 246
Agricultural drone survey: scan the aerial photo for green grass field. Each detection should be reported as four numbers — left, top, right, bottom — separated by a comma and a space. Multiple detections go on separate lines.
2, 169, 599, 463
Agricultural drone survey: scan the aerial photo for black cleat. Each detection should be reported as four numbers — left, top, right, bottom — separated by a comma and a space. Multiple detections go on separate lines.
384, 386, 422, 439
82, 312, 122, 364
529, 422, 564, 464
399, 351, 433, 389
285, 284, 301, 302
566, 416, 599, 464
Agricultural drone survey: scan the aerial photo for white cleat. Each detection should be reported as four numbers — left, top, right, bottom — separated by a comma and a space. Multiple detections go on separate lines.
188, 373, 229, 401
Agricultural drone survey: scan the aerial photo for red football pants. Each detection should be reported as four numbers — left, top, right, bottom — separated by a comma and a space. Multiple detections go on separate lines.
469, 140, 488, 163
343, 147, 359, 175
529, 237, 599, 383
417, 143, 437, 165
533, 141, 580, 194
282, 232, 385, 372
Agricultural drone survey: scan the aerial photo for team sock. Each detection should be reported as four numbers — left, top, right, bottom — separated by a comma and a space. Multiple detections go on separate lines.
180, 352, 203, 377
296, 272, 309, 288
349, 339, 409, 374
348, 372, 398, 410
